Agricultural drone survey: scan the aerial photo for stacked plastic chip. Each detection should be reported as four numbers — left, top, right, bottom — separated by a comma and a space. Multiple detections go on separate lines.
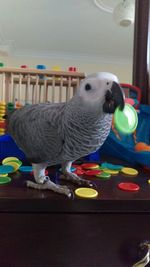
0, 101, 7, 135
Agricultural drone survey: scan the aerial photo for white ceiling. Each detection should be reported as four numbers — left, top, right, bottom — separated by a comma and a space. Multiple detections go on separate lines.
0, 0, 134, 61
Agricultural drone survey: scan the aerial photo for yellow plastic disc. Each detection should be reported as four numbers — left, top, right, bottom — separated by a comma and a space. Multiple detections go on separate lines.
0, 173, 8, 177
121, 167, 138, 176
0, 109, 6, 112
0, 101, 6, 106
2, 157, 19, 165
102, 169, 119, 175
75, 187, 98, 199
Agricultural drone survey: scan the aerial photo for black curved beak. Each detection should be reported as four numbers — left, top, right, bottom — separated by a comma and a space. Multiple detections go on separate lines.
103, 81, 125, 113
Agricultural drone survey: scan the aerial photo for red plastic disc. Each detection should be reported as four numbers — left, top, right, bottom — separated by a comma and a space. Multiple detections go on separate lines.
81, 163, 99, 170
72, 164, 82, 170
85, 169, 102, 176
73, 169, 85, 175
118, 182, 140, 192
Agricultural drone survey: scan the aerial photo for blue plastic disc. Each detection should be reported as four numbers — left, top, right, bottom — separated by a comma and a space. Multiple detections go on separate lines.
19, 166, 33, 172
0, 165, 14, 174
101, 162, 124, 170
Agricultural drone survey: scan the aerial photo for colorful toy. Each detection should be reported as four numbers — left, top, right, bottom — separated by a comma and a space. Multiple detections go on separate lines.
52, 66, 61, 71
84, 169, 102, 176
135, 142, 150, 152
118, 182, 140, 192
19, 166, 33, 172
81, 163, 99, 170
20, 65, 28, 68
2, 156, 22, 172
0, 176, 11, 184
0, 102, 7, 135
68, 67, 77, 72
121, 167, 138, 176
114, 104, 138, 134
75, 187, 98, 198
36, 64, 46, 79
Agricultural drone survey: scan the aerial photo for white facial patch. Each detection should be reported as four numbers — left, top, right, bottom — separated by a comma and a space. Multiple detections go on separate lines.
77, 72, 119, 105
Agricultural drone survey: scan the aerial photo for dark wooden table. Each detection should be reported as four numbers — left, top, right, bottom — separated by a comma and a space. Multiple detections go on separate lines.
0, 157, 150, 267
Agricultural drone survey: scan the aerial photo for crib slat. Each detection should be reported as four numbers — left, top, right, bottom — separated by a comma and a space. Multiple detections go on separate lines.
10, 73, 14, 103
18, 73, 22, 104
25, 74, 31, 104
35, 75, 39, 104
39, 85, 42, 103
66, 76, 71, 101
44, 77, 47, 102
52, 76, 55, 102
32, 85, 35, 104
2, 73, 5, 102
73, 77, 80, 96
59, 76, 63, 102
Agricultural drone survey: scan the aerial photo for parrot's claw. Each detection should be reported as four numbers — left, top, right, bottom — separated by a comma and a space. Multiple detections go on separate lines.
60, 172, 93, 187
26, 179, 73, 198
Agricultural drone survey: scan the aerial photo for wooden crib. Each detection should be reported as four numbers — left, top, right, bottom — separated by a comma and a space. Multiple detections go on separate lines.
0, 68, 85, 105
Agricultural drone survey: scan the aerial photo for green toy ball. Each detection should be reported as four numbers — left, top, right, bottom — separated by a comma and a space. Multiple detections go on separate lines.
114, 104, 138, 134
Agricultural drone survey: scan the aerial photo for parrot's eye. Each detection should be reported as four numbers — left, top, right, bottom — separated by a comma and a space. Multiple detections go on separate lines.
85, 83, 92, 91
106, 82, 109, 85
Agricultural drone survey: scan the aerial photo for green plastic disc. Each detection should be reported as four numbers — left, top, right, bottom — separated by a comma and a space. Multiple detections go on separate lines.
0, 176, 11, 184
96, 172, 111, 179
114, 104, 138, 134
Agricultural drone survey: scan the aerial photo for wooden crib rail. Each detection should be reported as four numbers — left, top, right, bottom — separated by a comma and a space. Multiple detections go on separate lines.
0, 68, 85, 104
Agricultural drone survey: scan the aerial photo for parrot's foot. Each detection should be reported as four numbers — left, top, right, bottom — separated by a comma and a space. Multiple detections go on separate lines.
60, 172, 93, 187
35, 175, 50, 184
26, 179, 72, 198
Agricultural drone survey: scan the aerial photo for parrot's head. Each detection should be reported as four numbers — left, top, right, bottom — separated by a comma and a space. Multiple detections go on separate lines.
77, 72, 125, 114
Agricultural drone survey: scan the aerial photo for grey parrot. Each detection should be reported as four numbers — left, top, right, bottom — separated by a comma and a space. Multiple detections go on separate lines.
9, 72, 125, 197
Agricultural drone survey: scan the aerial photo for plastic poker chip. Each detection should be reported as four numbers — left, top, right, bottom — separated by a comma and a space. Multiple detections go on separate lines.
114, 104, 138, 134
4, 162, 20, 172
5, 159, 22, 167
81, 163, 99, 170
19, 166, 33, 172
0, 173, 8, 177
101, 162, 124, 170
73, 169, 85, 175
96, 172, 111, 179
2, 157, 20, 165
0, 176, 11, 184
72, 164, 82, 170
0, 165, 14, 174
121, 167, 138, 176
118, 182, 140, 192
84, 169, 102, 176
75, 187, 98, 198
102, 169, 119, 175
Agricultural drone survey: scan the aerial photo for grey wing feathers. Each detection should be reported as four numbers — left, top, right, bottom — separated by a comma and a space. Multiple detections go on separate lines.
9, 102, 66, 164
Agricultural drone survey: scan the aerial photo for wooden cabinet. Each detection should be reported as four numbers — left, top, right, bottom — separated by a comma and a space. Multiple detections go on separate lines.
0, 161, 150, 266
0, 213, 150, 267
